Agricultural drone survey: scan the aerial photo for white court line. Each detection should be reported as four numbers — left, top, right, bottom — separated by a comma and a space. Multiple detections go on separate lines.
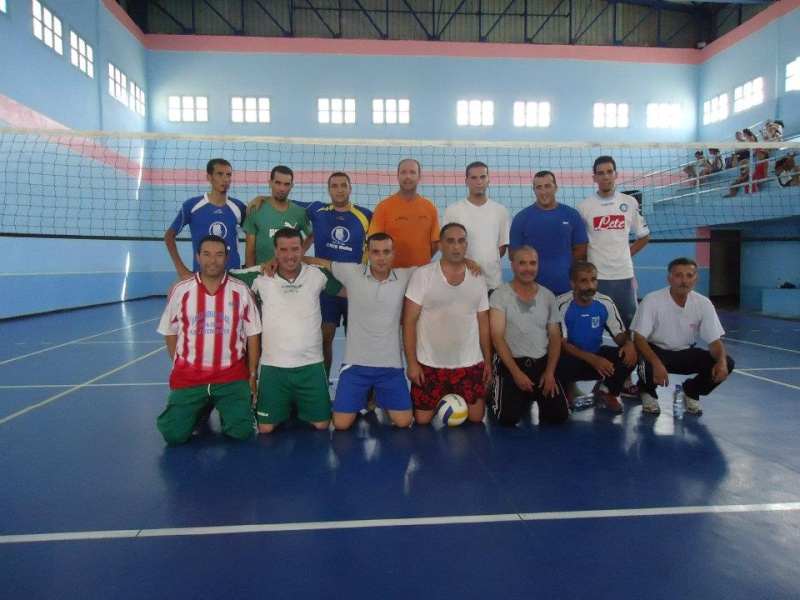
736, 367, 800, 372
2, 502, 800, 544
0, 317, 161, 366
0, 383, 165, 389
734, 370, 800, 391
724, 337, 800, 355
0, 347, 165, 425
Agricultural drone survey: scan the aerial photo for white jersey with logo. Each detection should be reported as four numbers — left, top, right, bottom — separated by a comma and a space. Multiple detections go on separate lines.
577, 191, 650, 280
405, 261, 489, 368
630, 287, 725, 351
443, 198, 510, 290
158, 273, 261, 389
250, 264, 330, 368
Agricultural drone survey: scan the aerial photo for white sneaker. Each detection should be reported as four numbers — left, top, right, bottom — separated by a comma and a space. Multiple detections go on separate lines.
641, 393, 661, 415
682, 392, 703, 415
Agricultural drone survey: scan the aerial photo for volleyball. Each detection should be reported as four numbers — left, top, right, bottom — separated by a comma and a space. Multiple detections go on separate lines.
436, 393, 468, 427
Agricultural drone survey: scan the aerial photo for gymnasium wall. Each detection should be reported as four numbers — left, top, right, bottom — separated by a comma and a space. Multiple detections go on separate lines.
1, 0, 799, 318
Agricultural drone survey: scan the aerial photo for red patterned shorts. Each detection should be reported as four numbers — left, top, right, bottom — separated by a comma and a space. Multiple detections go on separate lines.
410, 362, 486, 411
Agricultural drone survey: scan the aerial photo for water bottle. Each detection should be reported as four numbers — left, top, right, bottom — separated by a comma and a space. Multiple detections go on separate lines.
572, 394, 595, 410
673, 384, 685, 419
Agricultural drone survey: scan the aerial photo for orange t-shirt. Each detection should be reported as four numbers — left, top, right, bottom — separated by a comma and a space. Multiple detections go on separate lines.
368, 194, 440, 268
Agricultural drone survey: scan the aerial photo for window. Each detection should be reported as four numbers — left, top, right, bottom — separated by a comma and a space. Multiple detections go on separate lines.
786, 57, 800, 92
373, 99, 410, 124
702, 93, 728, 125
231, 97, 270, 123
130, 82, 145, 116
69, 31, 94, 78
32, 0, 63, 55
108, 63, 128, 107
734, 77, 764, 113
646, 103, 682, 129
318, 98, 355, 124
593, 103, 628, 128
169, 95, 208, 122
457, 100, 494, 126
513, 101, 550, 127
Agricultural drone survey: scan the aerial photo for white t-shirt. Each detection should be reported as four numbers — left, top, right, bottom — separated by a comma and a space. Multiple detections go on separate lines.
577, 191, 650, 280
443, 198, 510, 290
405, 261, 489, 368
250, 264, 330, 368
630, 287, 725, 351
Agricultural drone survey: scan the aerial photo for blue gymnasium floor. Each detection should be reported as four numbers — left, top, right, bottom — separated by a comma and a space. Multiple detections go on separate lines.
1, 298, 800, 599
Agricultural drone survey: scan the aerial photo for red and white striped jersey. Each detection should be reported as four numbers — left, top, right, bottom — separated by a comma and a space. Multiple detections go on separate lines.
158, 273, 261, 389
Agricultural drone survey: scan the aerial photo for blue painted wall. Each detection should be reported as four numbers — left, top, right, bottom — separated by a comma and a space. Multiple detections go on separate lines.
0, 0, 799, 318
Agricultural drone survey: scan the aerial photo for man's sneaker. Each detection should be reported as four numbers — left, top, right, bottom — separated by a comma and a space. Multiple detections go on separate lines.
682, 392, 703, 415
640, 393, 661, 415
596, 390, 623, 413
620, 383, 639, 399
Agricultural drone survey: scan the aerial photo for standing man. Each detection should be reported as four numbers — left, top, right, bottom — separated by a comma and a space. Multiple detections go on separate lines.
300, 172, 372, 376
631, 257, 735, 416
443, 161, 510, 293
555, 261, 637, 412
577, 156, 650, 327
301, 233, 414, 430
243, 165, 311, 266
403, 223, 492, 425
164, 158, 246, 279
509, 170, 588, 296
489, 246, 569, 426
235, 228, 340, 433
156, 235, 260, 445
368, 158, 440, 268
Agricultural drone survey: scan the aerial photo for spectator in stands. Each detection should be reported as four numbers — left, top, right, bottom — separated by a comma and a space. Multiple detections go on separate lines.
761, 120, 784, 142
683, 151, 708, 181
775, 154, 800, 187
164, 158, 246, 280
368, 158, 440, 268
701, 148, 723, 179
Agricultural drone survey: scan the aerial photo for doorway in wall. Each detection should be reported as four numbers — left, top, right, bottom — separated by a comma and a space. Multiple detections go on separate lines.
709, 230, 741, 309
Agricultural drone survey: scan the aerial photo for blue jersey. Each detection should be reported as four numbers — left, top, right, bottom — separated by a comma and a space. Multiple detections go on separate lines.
297, 201, 372, 263
556, 292, 626, 354
509, 203, 588, 295
169, 193, 246, 270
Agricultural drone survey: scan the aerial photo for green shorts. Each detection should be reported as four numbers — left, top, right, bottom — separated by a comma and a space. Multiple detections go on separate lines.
256, 363, 331, 425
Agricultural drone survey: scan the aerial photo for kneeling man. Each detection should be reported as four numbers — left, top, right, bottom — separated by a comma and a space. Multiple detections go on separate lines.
403, 223, 492, 425
555, 261, 637, 412
631, 257, 735, 415
157, 235, 260, 444
489, 246, 569, 425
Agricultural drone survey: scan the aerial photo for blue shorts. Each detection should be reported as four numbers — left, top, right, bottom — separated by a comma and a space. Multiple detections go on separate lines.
320, 293, 348, 327
333, 365, 411, 413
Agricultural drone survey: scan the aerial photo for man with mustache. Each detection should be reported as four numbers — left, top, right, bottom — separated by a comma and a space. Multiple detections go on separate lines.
631, 257, 735, 416
555, 261, 637, 412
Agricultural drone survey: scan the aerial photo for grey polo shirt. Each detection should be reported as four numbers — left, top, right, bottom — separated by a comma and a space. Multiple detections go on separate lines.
331, 262, 415, 368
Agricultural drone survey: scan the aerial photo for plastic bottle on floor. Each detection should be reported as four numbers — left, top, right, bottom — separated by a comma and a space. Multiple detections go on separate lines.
673, 383, 685, 419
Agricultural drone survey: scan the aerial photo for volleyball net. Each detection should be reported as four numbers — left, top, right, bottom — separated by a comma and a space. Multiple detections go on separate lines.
1, 127, 798, 242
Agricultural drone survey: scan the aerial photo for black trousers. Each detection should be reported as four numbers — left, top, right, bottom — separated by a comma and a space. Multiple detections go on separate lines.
638, 345, 735, 399
491, 355, 570, 426
555, 345, 634, 396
